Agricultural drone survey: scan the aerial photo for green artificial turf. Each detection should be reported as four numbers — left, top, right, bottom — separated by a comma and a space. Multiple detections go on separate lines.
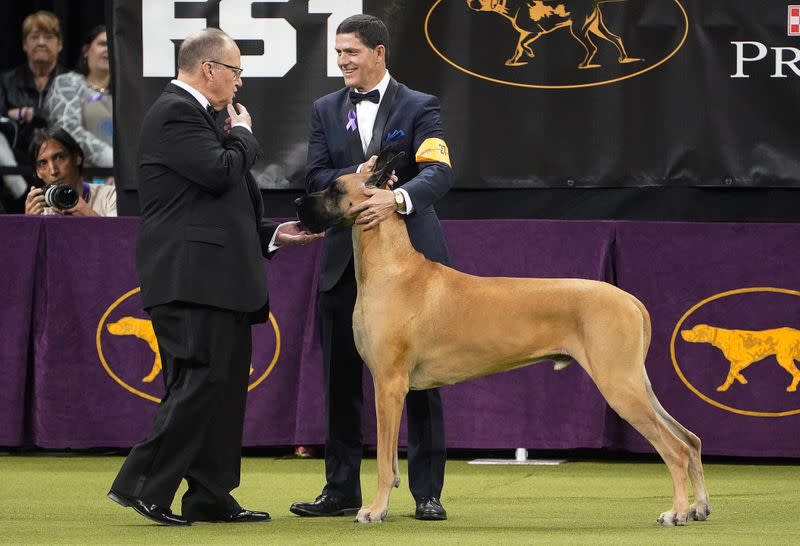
0, 455, 796, 545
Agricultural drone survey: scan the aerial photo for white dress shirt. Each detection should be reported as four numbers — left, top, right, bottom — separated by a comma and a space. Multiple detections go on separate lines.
353, 71, 413, 214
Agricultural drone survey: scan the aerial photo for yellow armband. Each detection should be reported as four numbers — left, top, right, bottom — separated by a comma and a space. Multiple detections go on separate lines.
415, 138, 451, 167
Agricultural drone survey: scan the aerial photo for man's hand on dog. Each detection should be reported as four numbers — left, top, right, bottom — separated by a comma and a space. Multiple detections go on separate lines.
350, 187, 396, 231
360, 155, 398, 187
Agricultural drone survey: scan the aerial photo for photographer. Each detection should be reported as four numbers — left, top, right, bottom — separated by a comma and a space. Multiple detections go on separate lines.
25, 127, 116, 216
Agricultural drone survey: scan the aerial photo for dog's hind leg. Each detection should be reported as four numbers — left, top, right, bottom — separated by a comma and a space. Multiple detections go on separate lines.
520, 32, 545, 58
392, 450, 400, 489
591, 9, 642, 63
569, 22, 600, 69
632, 298, 710, 521
582, 302, 692, 525
596, 375, 692, 525
356, 372, 408, 524
506, 31, 533, 66
775, 353, 800, 392
645, 382, 711, 521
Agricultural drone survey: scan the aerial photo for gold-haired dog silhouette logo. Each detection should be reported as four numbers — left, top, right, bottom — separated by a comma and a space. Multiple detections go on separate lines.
106, 317, 162, 383
98, 288, 278, 403
466, 0, 642, 68
670, 287, 800, 418
681, 325, 800, 393
105, 316, 257, 384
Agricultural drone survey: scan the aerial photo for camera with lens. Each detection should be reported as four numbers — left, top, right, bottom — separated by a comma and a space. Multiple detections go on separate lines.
43, 183, 79, 210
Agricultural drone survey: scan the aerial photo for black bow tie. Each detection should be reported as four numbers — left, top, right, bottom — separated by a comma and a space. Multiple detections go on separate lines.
350, 89, 380, 105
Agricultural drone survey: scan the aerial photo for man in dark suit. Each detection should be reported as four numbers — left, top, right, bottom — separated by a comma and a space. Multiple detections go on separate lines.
108, 28, 318, 526
290, 14, 452, 521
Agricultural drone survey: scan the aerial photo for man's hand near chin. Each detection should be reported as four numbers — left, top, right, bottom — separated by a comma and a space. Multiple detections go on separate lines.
274, 220, 324, 247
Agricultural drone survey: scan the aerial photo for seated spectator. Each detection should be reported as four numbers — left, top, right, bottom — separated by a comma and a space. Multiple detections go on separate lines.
0, 10, 66, 157
46, 25, 113, 168
0, 10, 66, 211
25, 127, 116, 217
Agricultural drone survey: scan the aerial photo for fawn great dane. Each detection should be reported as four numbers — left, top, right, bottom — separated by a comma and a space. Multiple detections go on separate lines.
295, 151, 710, 526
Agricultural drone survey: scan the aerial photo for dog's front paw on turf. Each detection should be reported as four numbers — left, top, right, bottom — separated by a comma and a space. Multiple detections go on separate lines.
689, 502, 711, 521
355, 506, 386, 524
658, 509, 689, 526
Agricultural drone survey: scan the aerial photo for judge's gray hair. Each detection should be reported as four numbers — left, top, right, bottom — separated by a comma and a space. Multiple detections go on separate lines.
177, 28, 233, 72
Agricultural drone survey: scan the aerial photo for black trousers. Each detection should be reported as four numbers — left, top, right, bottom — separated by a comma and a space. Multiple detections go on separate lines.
111, 302, 251, 518
318, 266, 446, 501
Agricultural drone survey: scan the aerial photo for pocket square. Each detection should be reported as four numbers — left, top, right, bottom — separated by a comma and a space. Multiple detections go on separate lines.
386, 129, 405, 141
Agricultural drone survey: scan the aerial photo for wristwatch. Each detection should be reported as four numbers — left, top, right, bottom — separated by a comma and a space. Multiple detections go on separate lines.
393, 189, 405, 211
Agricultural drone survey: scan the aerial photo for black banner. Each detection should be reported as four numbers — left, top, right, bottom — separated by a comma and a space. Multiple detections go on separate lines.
112, 0, 800, 191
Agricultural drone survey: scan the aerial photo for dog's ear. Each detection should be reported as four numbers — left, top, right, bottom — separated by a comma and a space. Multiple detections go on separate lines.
373, 148, 396, 173
365, 151, 405, 189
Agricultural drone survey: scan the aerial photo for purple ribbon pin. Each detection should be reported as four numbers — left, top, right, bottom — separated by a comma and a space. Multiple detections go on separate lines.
346, 109, 357, 132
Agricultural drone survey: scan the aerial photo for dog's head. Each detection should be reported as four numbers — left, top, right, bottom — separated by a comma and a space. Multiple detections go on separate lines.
681, 324, 712, 343
107, 316, 142, 336
295, 150, 405, 233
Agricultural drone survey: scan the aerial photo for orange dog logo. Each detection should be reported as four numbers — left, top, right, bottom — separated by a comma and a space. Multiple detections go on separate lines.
681, 324, 800, 393
106, 316, 254, 383
466, 0, 642, 68
106, 317, 162, 383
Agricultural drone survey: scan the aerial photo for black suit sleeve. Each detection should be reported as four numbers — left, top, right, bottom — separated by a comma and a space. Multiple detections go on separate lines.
258, 219, 280, 259
306, 101, 358, 193
403, 95, 453, 212
158, 101, 261, 195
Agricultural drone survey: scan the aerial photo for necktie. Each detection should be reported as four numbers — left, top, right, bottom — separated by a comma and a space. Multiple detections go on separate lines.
350, 89, 380, 105
206, 104, 217, 118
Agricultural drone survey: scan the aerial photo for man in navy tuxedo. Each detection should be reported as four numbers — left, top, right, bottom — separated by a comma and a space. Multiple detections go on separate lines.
290, 14, 452, 521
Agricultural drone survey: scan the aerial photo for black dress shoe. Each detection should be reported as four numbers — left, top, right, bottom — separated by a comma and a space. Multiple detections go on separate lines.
190, 508, 271, 523
289, 494, 360, 517
107, 489, 191, 526
414, 496, 447, 521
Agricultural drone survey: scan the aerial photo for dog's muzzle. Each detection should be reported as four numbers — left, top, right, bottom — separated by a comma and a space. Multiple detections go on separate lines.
294, 195, 340, 234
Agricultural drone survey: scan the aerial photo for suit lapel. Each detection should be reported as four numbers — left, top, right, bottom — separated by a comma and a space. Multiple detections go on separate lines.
166, 84, 260, 222
365, 78, 398, 158
341, 90, 365, 165
165, 83, 223, 138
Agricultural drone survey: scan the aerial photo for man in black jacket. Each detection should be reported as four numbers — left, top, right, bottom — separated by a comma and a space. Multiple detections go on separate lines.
108, 28, 318, 526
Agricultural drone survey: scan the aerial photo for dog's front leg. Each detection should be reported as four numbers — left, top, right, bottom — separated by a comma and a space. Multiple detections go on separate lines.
505, 31, 532, 66
356, 372, 408, 524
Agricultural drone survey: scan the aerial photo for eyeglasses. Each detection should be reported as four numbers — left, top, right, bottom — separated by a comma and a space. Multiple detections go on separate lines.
204, 60, 243, 78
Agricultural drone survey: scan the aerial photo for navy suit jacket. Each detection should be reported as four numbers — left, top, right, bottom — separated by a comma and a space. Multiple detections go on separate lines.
306, 79, 453, 291
137, 83, 277, 322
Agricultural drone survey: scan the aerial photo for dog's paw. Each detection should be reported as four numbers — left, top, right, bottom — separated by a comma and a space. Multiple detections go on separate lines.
392, 476, 400, 488
657, 509, 689, 526
355, 506, 386, 524
689, 502, 711, 521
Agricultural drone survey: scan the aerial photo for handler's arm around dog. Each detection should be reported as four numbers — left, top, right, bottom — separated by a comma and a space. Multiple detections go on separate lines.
291, 13, 452, 521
